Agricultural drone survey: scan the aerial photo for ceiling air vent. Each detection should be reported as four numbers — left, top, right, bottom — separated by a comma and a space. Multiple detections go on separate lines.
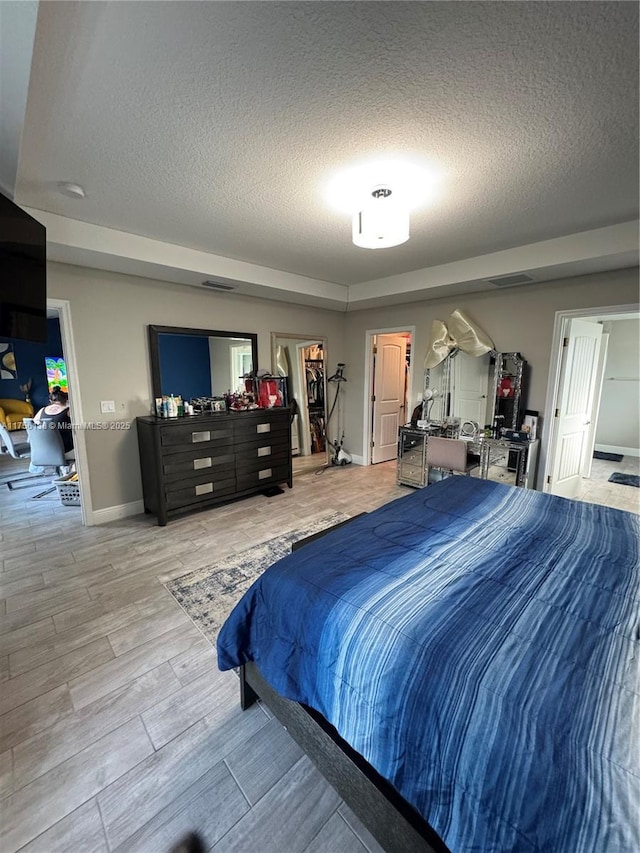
201, 278, 237, 291
485, 273, 535, 288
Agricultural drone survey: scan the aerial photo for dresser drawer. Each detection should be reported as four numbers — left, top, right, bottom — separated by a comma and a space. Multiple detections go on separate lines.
160, 422, 234, 449
165, 474, 236, 509
234, 428, 289, 454
398, 463, 426, 486
236, 447, 290, 474
162, 448, 235, 482
236, 463, 290, 491
401, 447, 425, 467
233, 414, 289, 442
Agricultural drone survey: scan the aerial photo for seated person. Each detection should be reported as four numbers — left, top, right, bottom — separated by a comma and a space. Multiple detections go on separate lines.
33, 386, 75, 460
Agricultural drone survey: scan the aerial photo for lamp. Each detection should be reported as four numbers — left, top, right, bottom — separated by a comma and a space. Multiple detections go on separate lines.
352, 187, 410, 249
422, 388, 440, 421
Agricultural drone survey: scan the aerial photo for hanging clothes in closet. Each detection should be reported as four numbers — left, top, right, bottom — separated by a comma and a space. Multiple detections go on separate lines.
304, 349, 325, 454
305, 361, 325, 409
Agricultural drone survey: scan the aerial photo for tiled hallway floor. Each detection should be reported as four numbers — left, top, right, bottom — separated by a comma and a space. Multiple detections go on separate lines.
575, 454, 640, 514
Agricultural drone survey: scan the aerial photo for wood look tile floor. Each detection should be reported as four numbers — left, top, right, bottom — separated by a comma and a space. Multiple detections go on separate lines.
575, 455, 640, 514
1, 449, 638, 853
0, 456, 401, 853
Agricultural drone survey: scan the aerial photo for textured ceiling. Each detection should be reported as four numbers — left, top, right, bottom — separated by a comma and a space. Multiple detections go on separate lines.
15, 1, 639, 286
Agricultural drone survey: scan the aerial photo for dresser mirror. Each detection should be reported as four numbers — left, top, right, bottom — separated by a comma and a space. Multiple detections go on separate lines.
426, 350, 527, 432
149, 325, 258, 401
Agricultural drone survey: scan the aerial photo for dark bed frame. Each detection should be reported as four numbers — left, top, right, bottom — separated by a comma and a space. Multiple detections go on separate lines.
240, 663, 449, 853
237, 517, 452, 853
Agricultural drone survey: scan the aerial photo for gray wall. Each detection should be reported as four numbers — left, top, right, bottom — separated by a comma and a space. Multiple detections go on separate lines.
48, 261, 637, 513
595, 318, 640, 451
48, 262, 346, 511
342, 268, 639, 464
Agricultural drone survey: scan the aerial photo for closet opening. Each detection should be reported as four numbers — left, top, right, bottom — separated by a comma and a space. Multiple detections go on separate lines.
271, 333, 329, 476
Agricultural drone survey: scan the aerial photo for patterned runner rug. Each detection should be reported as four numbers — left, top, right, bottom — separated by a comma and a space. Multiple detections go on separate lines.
165, 511, 350, 642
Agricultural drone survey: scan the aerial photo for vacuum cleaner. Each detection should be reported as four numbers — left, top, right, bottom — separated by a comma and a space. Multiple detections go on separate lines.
326, 363, 352, 466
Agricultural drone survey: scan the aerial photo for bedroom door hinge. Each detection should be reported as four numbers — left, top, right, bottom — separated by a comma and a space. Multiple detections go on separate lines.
373, 346, 377, 355
370, 440, 375, 448
555, 408, 560, 417
563, 337, 569, 347
371, 395, 376, 402
546, 475, 552, 485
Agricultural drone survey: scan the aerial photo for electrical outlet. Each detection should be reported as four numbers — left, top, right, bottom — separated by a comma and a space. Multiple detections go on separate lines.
100, 400, 115, 414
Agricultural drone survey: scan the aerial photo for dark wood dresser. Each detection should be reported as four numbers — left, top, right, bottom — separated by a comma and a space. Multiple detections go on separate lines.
136, 408, 292, 525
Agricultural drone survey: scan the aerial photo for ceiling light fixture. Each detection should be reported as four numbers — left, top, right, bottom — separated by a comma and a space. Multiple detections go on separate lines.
352, 186, 410, 249
56, 181, 86, 199
325, 158, 443, 250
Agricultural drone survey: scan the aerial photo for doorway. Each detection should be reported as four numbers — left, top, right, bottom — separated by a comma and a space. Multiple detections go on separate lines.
0, 297, 89, 524
543, 304, 639, 512
364, 327, 414, 465
271, 333, 329, 475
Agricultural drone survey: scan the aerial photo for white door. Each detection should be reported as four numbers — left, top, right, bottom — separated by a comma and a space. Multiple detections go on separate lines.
372, 335, 407, 464
550, 319, 603, 498
453, 353, 491, 425
582, 332, 609, 480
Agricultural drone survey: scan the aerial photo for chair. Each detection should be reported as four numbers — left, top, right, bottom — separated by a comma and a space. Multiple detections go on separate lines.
21, 424, 69, 498
426, 436, 481, 483
0, 422, 40, 490
0, 423, 30, 458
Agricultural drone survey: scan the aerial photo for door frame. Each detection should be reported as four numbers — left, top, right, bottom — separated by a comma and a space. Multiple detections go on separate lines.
47, 297, 92, 525
270, 332, 329, 467
362, 325, 415, 466
542, 303, 639, 493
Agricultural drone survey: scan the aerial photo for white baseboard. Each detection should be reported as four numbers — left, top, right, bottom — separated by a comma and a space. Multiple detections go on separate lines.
595, 443, 640, 458
91, 499, 145, 525
350, 454, 366, 466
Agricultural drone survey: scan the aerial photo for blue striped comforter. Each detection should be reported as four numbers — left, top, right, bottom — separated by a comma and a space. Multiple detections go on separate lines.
217, 477, 640, 852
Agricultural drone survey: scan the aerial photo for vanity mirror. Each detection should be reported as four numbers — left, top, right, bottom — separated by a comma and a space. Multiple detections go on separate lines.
148, 325, 258, 402
426, 350, 527, 433
426, 351, 494, 429
493, 351, 527, 431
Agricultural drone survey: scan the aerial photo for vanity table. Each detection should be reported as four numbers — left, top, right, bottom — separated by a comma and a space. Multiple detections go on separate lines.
400, 347, 537, 490
137, 409, 292, 525
472, 435, 539, 489
397, 427, 539, 490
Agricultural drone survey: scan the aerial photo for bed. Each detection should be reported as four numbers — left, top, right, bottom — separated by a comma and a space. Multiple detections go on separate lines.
217, 477, 640, 853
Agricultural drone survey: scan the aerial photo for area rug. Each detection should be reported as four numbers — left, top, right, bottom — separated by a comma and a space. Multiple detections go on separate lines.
608, 473, 640, 488
165, 511, 350, 643
594, 451, 624, 462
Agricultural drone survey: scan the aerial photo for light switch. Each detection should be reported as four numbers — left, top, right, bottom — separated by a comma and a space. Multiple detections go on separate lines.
100, 400, 115, 413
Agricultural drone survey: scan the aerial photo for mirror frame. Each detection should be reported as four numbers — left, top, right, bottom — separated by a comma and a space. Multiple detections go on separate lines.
148, 324, 259, 401
491, 351, 527, 431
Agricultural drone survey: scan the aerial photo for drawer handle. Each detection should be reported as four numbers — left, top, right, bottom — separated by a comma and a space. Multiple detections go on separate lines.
195, 482, 214, 496
258, 468, 272, 480
191, 431, 211, 443
193, 457, 212, 470
256, 423, 271, 434
257, 446, 272, 457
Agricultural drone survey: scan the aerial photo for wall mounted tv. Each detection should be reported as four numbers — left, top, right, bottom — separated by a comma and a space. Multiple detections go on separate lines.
0, 191, 47, 343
